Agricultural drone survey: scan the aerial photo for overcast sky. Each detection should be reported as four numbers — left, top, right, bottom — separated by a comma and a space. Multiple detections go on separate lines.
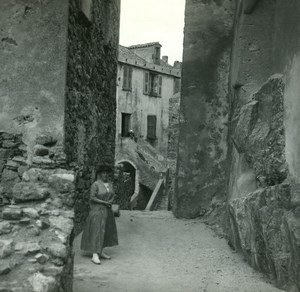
120, 0, 186, 65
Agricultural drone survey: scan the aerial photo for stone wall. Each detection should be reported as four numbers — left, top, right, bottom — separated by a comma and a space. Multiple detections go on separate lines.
175, 0, 235, 218
178, 0, 300, 290
0, 132, 75, 292
167, 93, 180, 210
227, 1, 300, 290
65, 0, 120, 234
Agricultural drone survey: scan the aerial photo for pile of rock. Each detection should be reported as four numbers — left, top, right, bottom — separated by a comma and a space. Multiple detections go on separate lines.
0, 132, 75, 292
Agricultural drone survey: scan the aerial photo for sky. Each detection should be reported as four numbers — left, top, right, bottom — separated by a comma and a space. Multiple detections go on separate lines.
120, 0, 186, 65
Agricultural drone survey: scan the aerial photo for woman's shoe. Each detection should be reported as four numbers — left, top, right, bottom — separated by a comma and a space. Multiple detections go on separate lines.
91, 254, 101, 264
100, 252, 111, 260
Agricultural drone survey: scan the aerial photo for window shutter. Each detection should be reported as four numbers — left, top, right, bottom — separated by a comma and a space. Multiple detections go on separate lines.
147, 115, 157, 140
158, 75, 162, 97
144, 71, 150, 94
123, 66, 128, 89
128, 67, 132, 90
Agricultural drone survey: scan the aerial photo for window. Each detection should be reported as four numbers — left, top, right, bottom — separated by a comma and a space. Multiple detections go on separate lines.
147, 115, 157, 144
121, 113, 131, 137
144, 72, 162, 97
122, 66, 132, 91
174, 78, 180, 94
154, 47, 160, 65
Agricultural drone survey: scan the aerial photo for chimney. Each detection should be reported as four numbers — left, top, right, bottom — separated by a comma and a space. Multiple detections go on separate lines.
173, 61, 182, 69
162, 55, 168, 64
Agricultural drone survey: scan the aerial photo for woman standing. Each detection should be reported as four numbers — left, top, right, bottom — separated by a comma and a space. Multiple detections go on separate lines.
81, 165, 118, 264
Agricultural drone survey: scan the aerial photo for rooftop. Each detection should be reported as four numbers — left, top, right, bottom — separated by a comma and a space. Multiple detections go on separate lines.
118, 45, 181, 78
128, 42, 162, 49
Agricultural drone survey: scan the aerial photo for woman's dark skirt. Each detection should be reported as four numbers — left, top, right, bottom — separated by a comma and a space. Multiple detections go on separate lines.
80, 203, 118, 254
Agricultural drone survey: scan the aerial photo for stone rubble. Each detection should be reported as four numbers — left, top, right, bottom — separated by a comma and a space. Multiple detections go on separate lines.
0, 132, 75, 292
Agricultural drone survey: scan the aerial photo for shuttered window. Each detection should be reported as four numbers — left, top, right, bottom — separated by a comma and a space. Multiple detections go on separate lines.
174, 78, 180, 94
144, 71, 150, 94
147, 115, 157, 141
121, 113, 131, 137
123, 66, 132, 90
158, 75, 162, 97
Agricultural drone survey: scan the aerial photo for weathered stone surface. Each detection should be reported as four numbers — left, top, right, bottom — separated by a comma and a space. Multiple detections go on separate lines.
0, 221, 12, 235
2, 206, 22, 220
33, 145, 49, 157
175, 0, 234, 218
49, 216, 73, 235
5, 160, 19, 171
0, 148, 13, 159
48, 173, 75, 193
0, 239, 14, 259
66, 0, 120, 235
23, 207, 39, 219
35, 253, 49, 265
47, 243, 67, 259
234, 76, 287, 187
24, 242, 41, 256
12, 182, 50, 202
35, 134, 58, 147
14, 242, 24, 251
0, 169, 20, 195
32, 157, 54, 168
19, 218, 31, 226
0, 262, 11, 275
36, 219, 50, 230
28, 272, 58, 292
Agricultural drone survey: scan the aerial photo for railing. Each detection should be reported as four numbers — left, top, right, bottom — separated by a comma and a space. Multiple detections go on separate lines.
145, 173, 165, 211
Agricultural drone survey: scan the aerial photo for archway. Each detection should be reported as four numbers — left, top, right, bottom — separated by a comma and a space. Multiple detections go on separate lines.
115, 160, 139, 209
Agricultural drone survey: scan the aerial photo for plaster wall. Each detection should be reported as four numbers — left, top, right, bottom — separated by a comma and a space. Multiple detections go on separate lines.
0, 0, 68, 147
116, 63, 177, 157
175, 0, 235, 218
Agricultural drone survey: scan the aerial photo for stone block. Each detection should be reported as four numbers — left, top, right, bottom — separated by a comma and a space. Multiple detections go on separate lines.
0, 239, 14, 259
35, 253, 49, 264
48, 173, 75, 193
2, 206, 23, 220
0, 148, 14, 159
5, 160, 19, 171
28, 272, 58, 292
49, 215, 73, 235
23, 207, 39, 219
12, 182, 50, 202
0, 169, 20, 195
35, 134, 57, 147
47, 243, 67, 259
0, 221, 12, 235
24, 242, 41, 256
0, 262, 11, 276
33, 145, 49, 157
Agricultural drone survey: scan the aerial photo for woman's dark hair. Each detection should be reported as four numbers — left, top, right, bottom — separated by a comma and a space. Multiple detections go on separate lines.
96, 164, 112, 176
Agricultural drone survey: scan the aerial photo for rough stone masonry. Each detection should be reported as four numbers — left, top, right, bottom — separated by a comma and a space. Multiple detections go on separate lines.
0, 0, 120, 291
176, 0, 300, 290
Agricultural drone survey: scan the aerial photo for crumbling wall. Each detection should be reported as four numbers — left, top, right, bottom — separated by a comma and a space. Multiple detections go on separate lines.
65, 0, 120, 233
0, 132, 75, 292
175, 0, 235, 218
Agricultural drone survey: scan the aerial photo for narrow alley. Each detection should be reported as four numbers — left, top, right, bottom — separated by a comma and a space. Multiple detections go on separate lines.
73, 211, 283, 292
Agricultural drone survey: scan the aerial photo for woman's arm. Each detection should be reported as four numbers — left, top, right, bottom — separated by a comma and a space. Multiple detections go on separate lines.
90, 183, 111, 206
108, 183, 116, 204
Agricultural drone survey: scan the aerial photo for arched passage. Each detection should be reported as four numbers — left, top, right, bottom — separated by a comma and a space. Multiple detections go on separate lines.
115, 160, 139, 209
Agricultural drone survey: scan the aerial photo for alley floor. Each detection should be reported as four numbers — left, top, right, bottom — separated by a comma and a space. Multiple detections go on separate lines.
73, 211, 283, 292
